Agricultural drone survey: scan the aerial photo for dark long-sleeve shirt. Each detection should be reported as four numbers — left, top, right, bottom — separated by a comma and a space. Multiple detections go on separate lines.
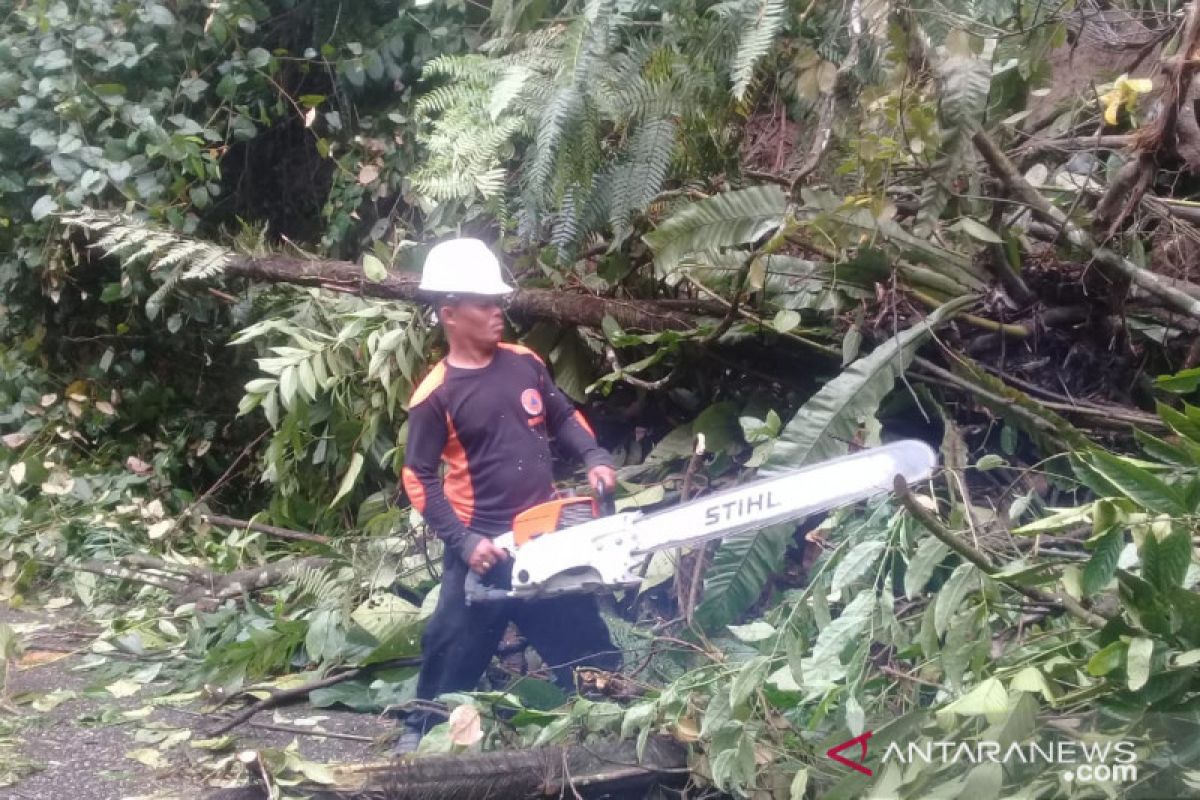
401, 343, 613, 561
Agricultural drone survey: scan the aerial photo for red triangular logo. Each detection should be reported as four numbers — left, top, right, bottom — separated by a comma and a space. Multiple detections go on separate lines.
826, 730, 874, 776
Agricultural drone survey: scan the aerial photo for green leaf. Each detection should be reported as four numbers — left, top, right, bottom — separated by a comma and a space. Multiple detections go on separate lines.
1081, 450, 1187, 515
905, 537, 951, 599
363, 254, 388, 282
789, 768, 810, 800
1127, 637, 1153, 691
764, 297, 971, 473
773, 308, 801, 333
940, 49, 988, 131
1155, 367, 1200, 394
831, 540, 886, 596
960, 763, 1003, 800
695, 523, 793, 632
1157, 401, 1200, 443
800, 592, 877, 690
956, 218, 1003, 244
247, 47, 271, 68
974, 454, 1008, 470
935, 563, 979, 636
1087, 641, 1127, 676
1134, 429, 1200, 467
729, 655, 770, 710
332, 452, 364, 506
692, 401, 741, 453
643, 185, 787, 278
31, 195, 57, 221
727, 621, 776, 642
991, 691, 1038, 747
1009, 666, 1057, 703
943, 677, 1007, 719
1081, 527, 1123, 596
1142, 527, 1192, 592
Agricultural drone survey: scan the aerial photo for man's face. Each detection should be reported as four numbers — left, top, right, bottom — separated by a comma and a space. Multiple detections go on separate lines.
441, 296, 506, 349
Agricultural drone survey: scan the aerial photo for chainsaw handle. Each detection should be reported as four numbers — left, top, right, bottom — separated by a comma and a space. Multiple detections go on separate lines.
595, 481, 616, 517
464, 570, 511, 605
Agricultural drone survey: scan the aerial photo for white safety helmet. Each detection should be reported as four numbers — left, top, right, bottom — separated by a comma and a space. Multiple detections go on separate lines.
418, 238, 515, 297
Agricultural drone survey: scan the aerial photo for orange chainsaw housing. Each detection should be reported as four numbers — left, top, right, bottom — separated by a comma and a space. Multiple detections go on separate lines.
512, 497, 599, 546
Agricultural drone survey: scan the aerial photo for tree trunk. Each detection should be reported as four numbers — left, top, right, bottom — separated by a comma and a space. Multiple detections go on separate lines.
225, 256, 724, 332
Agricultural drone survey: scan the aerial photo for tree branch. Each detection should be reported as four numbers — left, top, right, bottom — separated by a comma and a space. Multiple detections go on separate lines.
893, 476, 1112, 629
973, 128, 1200, 320
223, 256, 724, 332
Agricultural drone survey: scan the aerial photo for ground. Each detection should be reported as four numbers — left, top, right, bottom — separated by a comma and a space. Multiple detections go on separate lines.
0, 603, 391, 800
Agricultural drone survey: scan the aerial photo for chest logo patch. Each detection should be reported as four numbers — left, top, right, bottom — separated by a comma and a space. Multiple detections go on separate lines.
520, 388, 543, 416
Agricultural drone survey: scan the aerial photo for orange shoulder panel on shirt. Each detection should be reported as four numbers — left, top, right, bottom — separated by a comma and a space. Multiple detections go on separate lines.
441, 413, 475, 527
572, 409, 597, 437
497, 342, 545, 364
401, 466, 427, 513
408, 361, 447, 407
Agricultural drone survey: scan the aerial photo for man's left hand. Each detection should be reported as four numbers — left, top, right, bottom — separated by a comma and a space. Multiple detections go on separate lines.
588, 465, 617, 494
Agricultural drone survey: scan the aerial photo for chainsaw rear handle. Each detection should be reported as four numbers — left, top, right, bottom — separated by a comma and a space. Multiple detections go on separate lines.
464, 569, 511, 605
594, 481, 616, 517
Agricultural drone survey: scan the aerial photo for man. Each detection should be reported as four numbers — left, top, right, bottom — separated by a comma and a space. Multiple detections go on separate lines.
396, 237, 621, 753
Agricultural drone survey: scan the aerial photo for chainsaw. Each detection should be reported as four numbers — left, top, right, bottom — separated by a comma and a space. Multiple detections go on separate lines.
465, 439, 937, 604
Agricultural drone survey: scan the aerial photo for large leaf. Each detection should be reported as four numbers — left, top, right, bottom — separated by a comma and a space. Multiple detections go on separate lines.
1142, 527, 1192, 592
643, 185, 787, 279
764, 296, 972, 472
799, 592, 877, 692
1081, 527, 1123, 596
694, 522, 793, 632
905, 537, 952, 598
1081, 450, 1188, 515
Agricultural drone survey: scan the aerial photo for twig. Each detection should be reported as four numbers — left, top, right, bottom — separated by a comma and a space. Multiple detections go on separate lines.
245, 720, 374, 742
207, 667, 366, 735
190, 429, 270, 510
205, 645, 458, 735
72, 560, 187, 593
701, 252, 757, 345
201, 513, 331, 545
1014, 134, 1135, 159
603, 346, 674, 391
879, 664, 943, 689
893, 476, 1112, 630
969, 361, 1167, 429
908, 288, 1029, 337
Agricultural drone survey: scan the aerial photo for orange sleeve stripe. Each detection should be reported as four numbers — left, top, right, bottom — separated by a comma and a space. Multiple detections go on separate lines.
573, 409, 597, 438
442, 413, 475, 527
498, 342, 545, 364
401, 466, 427, 512
408, 361, 447, 407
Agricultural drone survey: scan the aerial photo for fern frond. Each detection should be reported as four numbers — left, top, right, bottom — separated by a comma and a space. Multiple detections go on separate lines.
609, 117, 677, 244
730, 0, 785, 100
527, 85, 584, 197
289, 563, 352, 609
642, 185, 788, 279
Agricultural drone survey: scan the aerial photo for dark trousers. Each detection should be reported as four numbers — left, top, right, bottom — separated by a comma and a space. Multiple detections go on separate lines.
407, 550, 621, 733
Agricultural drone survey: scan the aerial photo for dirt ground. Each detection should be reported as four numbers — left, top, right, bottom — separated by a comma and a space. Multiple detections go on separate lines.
0, 603, 392, 800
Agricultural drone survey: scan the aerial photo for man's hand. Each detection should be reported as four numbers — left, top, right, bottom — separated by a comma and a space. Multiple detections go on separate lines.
588, 465, 617, 494
468, 538, 508, 575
